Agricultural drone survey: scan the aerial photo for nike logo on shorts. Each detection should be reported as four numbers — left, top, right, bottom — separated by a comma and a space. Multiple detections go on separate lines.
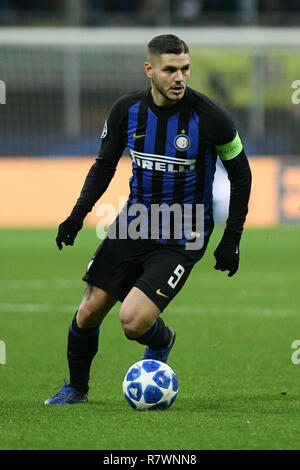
156, 289, 169, 298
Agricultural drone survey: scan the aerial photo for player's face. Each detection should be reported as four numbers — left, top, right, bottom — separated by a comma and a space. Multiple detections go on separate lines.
144, 53, 190, 107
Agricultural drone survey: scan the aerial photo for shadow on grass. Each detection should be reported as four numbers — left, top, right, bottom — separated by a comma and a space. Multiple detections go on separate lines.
6, 390, 297, 417
89, 390, 299, 416
174, 392, 300, 415
89, 392, 300, 415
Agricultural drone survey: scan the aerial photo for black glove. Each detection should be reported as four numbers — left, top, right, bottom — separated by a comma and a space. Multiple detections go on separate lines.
56, 206, 87, 250
214, 229, 240, 277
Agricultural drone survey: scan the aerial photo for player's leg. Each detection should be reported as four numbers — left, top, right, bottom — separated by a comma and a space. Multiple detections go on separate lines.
63, 236, 122, 399
119, 286, 176, 363
45, 285, 117, 404
67, 284, 117, 393
76, 282, 117, 327
119, 286, 160, 338
119, 245, 205, 363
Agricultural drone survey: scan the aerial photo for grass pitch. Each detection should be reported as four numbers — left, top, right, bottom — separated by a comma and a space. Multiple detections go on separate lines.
0, 225, 299, 450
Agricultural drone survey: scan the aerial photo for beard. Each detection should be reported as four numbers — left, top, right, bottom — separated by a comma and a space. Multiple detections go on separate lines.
152, 75, 182, 105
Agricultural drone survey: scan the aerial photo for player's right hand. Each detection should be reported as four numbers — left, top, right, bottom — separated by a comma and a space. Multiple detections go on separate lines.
56, 216, 83, 250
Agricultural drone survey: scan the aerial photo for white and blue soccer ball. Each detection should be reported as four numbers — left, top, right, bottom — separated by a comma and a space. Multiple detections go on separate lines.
122, 360, 178, 410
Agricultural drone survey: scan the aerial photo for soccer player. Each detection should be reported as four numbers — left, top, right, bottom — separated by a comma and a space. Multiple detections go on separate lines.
45, 34, 251, 404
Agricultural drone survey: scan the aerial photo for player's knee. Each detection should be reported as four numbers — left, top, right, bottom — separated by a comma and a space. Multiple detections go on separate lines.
119, 308, 138, 338
76, 303, 99, 328
119, 305, 147, 339
76, 285, 116, 328
123, 324, 141, 340
77, 294, 107, 328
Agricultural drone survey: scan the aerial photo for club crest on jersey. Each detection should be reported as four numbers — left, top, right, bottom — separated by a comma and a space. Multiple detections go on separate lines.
174, 133, 191, 151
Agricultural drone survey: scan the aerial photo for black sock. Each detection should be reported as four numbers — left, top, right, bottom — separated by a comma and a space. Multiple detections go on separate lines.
133, 317, 172, 350
67, 312, 100, 394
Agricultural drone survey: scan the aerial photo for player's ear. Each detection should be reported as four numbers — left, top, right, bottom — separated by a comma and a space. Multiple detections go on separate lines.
144, 61, 153, 79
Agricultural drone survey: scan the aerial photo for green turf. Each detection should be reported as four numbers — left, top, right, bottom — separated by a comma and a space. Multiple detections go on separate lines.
0, 225, 299, 450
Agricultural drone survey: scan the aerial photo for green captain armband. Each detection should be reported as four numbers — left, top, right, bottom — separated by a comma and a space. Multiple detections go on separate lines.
215, 131, 243, 161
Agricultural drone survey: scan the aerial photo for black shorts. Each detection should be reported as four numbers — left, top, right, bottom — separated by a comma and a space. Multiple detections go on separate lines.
82, 237, 208, 312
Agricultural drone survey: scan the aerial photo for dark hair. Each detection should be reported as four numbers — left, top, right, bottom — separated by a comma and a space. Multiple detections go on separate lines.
148, 34, 189, 56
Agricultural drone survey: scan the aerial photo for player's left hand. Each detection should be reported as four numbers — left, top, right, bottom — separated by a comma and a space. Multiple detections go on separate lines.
214, 230, 240, 277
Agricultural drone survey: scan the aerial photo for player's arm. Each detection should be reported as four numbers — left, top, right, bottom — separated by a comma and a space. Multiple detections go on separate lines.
213, 115, 252, 276
56, 101, 125, 250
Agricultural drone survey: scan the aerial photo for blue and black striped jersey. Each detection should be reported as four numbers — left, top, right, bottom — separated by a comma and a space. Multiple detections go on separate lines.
96, 87, 243, 246
73, 86, 250, 251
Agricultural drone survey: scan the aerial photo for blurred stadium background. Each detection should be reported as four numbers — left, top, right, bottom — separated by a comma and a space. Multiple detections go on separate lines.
1, 1, 300, 452
0, 0, 300, 228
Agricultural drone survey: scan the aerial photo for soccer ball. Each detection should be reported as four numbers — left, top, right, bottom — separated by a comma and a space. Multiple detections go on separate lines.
122, 359, 178, 410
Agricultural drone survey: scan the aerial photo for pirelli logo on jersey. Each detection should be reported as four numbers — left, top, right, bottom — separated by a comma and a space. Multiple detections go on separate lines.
130, 149, 196, 173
